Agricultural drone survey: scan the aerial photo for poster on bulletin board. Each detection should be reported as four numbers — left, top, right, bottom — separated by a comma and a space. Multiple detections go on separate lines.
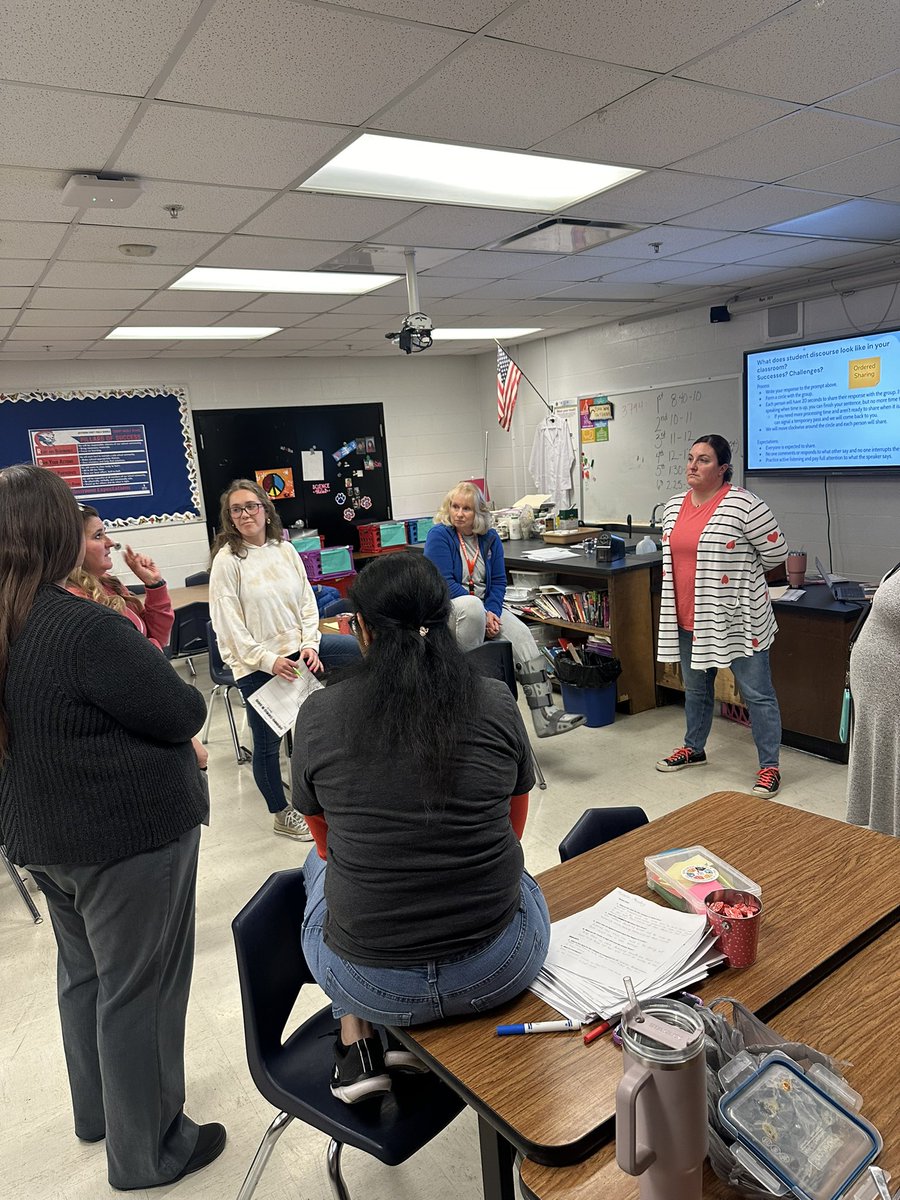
0, 385, 202, 528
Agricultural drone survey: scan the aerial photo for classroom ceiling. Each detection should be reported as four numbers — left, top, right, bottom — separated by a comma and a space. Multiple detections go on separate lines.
1, 0, 899, 361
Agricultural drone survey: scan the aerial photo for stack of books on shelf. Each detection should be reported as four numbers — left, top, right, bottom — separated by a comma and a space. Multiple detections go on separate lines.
509, 586, 609, 628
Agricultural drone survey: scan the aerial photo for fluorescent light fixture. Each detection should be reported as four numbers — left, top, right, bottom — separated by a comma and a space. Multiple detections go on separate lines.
170, 267, 400, 294
430, 328, 541, 340
299, 133, 643, 212
105, 326, 282, 340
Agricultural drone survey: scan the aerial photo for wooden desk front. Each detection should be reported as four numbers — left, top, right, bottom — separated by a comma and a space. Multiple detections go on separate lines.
396, 794, 900, 1170
520, 921, 900, 1199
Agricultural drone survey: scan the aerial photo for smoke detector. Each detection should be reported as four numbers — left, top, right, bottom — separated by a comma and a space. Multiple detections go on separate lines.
118, 243, 157, 257
61, 174, 142, 209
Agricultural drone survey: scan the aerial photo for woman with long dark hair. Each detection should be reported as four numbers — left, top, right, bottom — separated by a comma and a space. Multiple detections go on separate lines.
208, 478, 360, 841
0, 465, 223, 1189
292, 553, 549, 1104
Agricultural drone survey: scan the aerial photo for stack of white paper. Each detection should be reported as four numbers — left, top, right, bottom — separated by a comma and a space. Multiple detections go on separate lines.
530, 888, 725, 1022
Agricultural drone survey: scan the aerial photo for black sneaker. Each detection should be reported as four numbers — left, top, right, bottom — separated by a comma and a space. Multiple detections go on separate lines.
752, 767, 781, 797
331, 1036, 392, 1104
656, 747, 707, 772
383, 1031, 430, 1076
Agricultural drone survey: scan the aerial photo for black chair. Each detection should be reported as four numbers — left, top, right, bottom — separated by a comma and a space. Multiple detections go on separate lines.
128, 582, 145, 596
557, 806, 649, 863
467, 640, 547, 790
165, 601, 210, 678
232, 868, 465, 1200
202, 622, 251, 764
184, 570, 209, 587
1, 844, 42, 924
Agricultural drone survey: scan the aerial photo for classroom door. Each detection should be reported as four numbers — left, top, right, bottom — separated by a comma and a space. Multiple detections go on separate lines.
194, 404, 393, 547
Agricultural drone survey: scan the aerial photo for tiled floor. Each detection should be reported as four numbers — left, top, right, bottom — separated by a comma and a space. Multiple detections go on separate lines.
1, 669, 851, 1199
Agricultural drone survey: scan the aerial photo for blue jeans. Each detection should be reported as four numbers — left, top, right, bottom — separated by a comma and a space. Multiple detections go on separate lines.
678, 627, 781, 768
235, 635, 361, 814
301, 850, 550, 1026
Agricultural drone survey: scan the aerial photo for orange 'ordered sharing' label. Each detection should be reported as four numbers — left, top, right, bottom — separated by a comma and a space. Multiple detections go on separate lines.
849, 356, 880, 388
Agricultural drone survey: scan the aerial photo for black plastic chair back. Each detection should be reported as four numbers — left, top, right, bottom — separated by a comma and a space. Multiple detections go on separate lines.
467, 639, 517, 700
168, 601, 209, 658
558, 807, 649, 863
185, 571, 210, 587
207, 622, 235, 687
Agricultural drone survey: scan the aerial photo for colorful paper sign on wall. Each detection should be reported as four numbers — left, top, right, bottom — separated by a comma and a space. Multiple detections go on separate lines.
311, 482, 330, 495
255, 468, 294, 499
581, 426, 596, 443
595, 421, 609, 443
590, 402, 614, 421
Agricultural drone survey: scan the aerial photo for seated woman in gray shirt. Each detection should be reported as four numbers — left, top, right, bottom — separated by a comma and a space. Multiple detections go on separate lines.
292, 553, 550, 1104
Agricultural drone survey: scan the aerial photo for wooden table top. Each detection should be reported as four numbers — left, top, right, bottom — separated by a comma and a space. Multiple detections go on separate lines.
168, 584, 209, 608
397, 793, 900, 1166
520, 921, 900, 1199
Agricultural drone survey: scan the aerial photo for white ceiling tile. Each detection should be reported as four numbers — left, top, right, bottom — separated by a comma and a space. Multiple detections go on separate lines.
0, 259, 46, 285
8, 325, 102, 340
665, 232, 813, 263
291, 314, 370, 330
819, 72, 900, 125
323, 245, 466, 272
29, 287, 156, 308
3, 0, 198, 94
142, 290, 262, 311
509, 258, 608, 283
2, 340, 94, 352
652, 264, 798, 286
240, 294, 351, 313
740, 239, 891, 269
872, 185, 900, 203
366, 205, 545, 250
18, 308, 130, 326
41, 261, 182, 288
77, 349, 162, 358
0, 82, 139, 170
783, 140, 900, 197
562, 171, 758, 223
449, 278, 572, 299
113, 104, 353, 189
488, 0, 790, 73
672, 185, 846, 231
376, 40, 651, 148
583, 224, 734, 259
325, 0, 509, 30
327, 295, 426, 315
764, 199, 900, 242
207, 313, 301, 328
427, 250, 564, 277
535, 79, 796, 169
59, 224, 221, 265
598, 260, 711, 283
680, 0, 900, 104
0, 220, 68, 257
0, 168, 72, 222
115, 311, 221, 327
158, 0, 467, 123
673, 110, 897, 182
199, 235, 353, 269
79, 180, 279, 233
241, 193, 421, 241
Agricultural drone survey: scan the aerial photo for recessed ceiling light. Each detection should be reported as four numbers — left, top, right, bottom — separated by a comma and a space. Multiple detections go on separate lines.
170, 267, 400, 294
105, 326, 282, 340
430, 328, 542, 340
298, 133, 643, 212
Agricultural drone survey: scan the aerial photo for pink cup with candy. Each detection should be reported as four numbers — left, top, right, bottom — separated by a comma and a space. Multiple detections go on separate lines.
705, 888, 763, 968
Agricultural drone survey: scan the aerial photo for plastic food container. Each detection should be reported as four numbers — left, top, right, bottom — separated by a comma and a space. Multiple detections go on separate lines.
644, 845, 761, 916
510, 570, 557, 589
718, 1053, 882, 1200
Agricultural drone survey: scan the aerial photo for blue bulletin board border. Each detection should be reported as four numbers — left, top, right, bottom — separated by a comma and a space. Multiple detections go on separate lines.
0, 385, 202, 528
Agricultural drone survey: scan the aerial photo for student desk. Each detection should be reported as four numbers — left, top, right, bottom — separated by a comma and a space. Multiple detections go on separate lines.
168, 583, 209, 608
392, 793, 900, 1200
519, 921, 900, 1199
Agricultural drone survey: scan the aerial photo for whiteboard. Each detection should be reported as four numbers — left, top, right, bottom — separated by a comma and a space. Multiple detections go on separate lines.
579, 377, 742, 524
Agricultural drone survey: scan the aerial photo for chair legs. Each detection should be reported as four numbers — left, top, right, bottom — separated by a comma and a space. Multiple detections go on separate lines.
203, 685, 252, 764
1, 844, 43, 924
235, 1110, 294, 1200
531, 748, 547, 790
327, 1139, 352, 1200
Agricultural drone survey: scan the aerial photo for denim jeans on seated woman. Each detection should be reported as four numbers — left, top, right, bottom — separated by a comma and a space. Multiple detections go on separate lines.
300, 849, 550, 1026
234, 635, 361, 814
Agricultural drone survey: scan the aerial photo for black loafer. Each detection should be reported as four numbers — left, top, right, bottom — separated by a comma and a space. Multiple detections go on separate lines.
165, 1123, 227, 1186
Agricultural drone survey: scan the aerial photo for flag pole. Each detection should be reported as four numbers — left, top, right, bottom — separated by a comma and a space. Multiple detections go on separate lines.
495, 340, 553, 415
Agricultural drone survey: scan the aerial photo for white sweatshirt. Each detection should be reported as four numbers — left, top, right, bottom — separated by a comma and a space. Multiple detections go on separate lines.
208, 540, 320, 680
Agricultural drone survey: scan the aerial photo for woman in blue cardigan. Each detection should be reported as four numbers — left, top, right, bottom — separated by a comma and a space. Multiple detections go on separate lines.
425, 482, 583, 738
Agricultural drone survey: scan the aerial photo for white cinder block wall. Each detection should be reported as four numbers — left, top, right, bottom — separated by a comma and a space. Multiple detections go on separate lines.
479, 282, 900, 582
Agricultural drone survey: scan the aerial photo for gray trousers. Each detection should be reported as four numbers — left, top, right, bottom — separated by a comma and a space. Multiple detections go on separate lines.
450, 594, 540, 668
28, 826, 201, 1189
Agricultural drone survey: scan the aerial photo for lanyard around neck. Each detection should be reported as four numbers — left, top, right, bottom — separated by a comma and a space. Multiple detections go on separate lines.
458, 532, 479, 594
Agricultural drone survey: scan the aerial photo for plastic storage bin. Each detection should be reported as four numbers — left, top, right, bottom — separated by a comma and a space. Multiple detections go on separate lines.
405, 516, 433, 544
510, 570, 557, 589
644, 846, 761, 916
298, 548, 322, 580
560, 682, 616, 728
718, 1052, 881, 1200
319, 545, 352, 575
291, 534, 322, 553
356, 521, 409, 553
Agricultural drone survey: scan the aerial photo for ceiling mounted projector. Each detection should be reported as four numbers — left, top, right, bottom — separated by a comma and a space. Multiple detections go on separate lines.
61, 174, 142, 209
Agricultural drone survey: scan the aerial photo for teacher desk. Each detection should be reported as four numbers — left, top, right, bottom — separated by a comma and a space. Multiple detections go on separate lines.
392, 792, 900, 1200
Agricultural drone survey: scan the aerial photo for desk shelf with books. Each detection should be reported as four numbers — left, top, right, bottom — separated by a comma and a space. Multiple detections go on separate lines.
504, 543, 661, 715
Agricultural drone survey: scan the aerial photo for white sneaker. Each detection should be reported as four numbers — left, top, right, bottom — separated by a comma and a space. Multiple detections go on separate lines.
273, 808, 312, 841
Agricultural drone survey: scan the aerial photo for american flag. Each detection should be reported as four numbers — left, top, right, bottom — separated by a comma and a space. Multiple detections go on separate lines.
497, 345, 522, 432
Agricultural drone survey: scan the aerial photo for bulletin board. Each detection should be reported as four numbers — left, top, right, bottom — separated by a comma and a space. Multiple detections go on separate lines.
579, 376, 743, 523
0, 385, 202, 528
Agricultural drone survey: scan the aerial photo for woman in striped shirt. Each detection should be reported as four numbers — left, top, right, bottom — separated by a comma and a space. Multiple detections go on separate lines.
655, 435, 788, 796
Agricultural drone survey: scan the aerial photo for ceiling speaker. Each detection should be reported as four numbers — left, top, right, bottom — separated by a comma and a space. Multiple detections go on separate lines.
765, 302, 802, 341
709, 305, 731, 323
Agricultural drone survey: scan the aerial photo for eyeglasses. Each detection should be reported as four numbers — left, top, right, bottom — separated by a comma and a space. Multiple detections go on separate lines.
229, 502, 263, 517
349, 615, 361, 638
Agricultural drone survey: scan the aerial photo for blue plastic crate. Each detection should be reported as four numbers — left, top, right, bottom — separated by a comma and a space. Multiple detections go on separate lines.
405, 516, 433, 544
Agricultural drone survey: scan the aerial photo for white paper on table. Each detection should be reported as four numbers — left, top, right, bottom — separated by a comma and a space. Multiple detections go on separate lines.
776, 587, 805, 602
300, 449, 324, 481
521, 547, 580, 560
247, 664, 323, 737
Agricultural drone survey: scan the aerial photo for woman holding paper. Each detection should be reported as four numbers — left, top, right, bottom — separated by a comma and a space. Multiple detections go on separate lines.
424, 481, 583, 738
208, 479, 359, 841
293, 553, 549, 1103
656, 435, 788, 796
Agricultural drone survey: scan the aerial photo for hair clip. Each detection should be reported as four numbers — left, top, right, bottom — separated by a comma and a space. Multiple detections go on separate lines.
419, 626, 428, 637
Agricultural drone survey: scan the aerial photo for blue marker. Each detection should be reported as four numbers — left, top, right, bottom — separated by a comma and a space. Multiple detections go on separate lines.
496, 1020, 579, 1035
